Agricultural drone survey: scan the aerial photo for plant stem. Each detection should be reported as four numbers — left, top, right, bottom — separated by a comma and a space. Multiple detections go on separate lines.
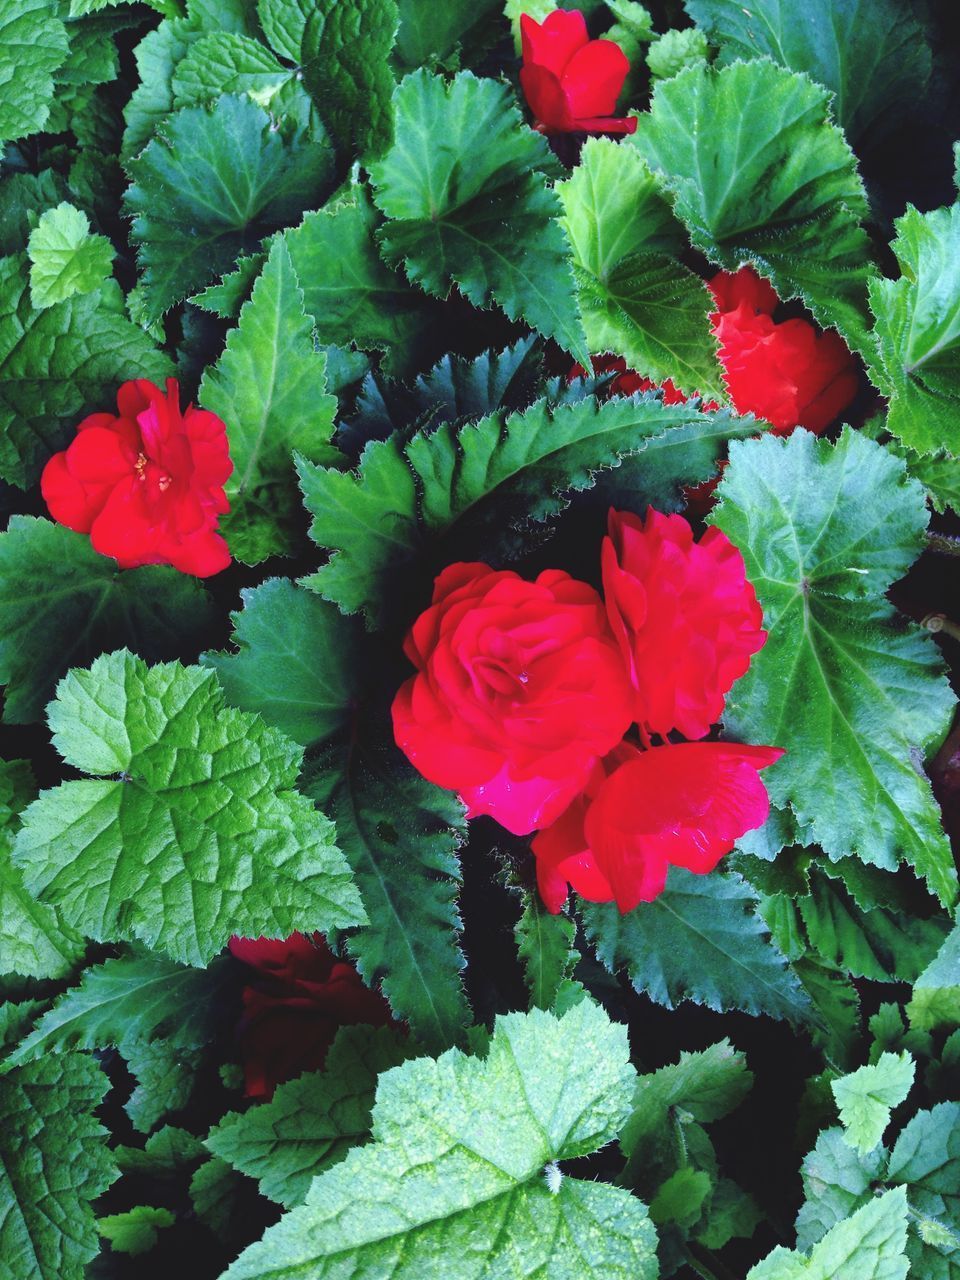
683, 1243, 741, 1280
926, 531, 960, 556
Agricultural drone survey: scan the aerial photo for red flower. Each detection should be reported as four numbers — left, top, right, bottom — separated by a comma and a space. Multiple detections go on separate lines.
532, 740, 783, 912
229, 933, 392, 1100
391, 562, 633, 835
520, 10, 637, 135
602, 507, 766, 740
41, 378, 232, 577
708, 268, 858, 436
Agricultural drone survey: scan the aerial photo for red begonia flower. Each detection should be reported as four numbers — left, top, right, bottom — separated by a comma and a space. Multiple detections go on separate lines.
708, 268, 858, 436
602, 507, 766, 740
391, 562, 634, 835
229, 933, 392, 1100
41, 377, 232, 577
520, 10, 637, 135
532, 741, 783, 913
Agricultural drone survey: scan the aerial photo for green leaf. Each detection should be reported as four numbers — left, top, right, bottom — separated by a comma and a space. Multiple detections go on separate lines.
794, 957, 862, 1071
0, 258, 171, 488
125, 93, 333, 323
868, 204, 960, 455
684, 0, 931, 147
0, 516, 217, 724
203, 578, 359, 749
582, 867, 810, 1022
0, 0, 69, 144
908, 923, 960, 1033
13, 650, 365, 966
123, 1037, 200, 1134
26, 202, 114, 308
115, 1126, 205, 1178
0, 759, 83, 979
634, 60, 875, 351
394, 0, 501, 68
191, 249, 266, 319
649, 1167, 712, 1229
283, 185, 441, 380
710, 429, 958, 906
172, 33, 294, 111
257, 0, 311, 62
887, 1104, 960, 1277
302, 0, 399, 161
222, 1003, 658, 1280
305, 727, 469, 1054
370, 69, 589, 364
515, 894, 578, 1011
299, 393, 760, 629
0, 170, 70, 255
558, 137, 723, 399
206, 1025, 414, 1208
199, 237, 340, 563
750, 1186, 909, 1280
832, 1053, 916, 1154
189, 1156, 247, 1241
98, 1206, 175, 1256
0, 1051, 118, 1279
796, 1127, 884, 1248
4, 949, 228, 1070
122, 18, 198, 162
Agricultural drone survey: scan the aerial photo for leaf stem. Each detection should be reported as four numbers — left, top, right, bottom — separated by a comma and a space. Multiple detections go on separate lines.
926, 531, 960, 557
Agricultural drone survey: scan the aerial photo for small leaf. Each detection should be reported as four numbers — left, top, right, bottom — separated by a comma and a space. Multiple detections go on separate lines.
832, 1052, 916, 1154
514, 894, 579, 1011
98, 1206, 175, 1256
27, 202, 114, 308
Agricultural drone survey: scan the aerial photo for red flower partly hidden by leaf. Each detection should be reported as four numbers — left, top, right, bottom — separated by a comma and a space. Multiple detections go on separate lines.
391, 562, 633, 835
229, 933, 392, 1100
708, 268, 858, 436
520, 10, 637, 135
532, 740, 783, 912
41, 377, 232, 577
569, 353, 721, 410
602, 507, 766, 740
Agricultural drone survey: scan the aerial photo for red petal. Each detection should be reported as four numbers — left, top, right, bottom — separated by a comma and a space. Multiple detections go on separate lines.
520, 64, 574, 131
561, 38, 630, 119
521, 9, 589, 77
41, 452, 103, 532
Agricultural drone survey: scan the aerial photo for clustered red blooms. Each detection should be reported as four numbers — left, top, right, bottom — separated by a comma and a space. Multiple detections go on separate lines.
520, 9, 637, 135
229, 933, 392, 1100
41, 378, 232, 578
392, 509, 782, 914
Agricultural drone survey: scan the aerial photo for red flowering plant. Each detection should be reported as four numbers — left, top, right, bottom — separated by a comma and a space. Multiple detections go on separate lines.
2, 3, 958, 1278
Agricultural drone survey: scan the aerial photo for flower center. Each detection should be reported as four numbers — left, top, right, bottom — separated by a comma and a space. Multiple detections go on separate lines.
134, 452, 147, 476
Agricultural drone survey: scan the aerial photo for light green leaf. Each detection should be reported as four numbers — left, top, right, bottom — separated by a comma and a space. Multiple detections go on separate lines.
684, 0, 931, 147
298, 393, 760, 629
97, 1206, 175, 1256
27, 202, 114, 308
868, 204, 960, 455
796, 1127, 883, 1250
650, 1167, 712, 1229
583, 867, 810, 1023
515, 894, 578, 1011
125, 93, 333, 323
206, 1025, 414, 1208
199, 237, 340, 563
0, 0, 69, 144
750, 1186, 908, 1280
888, 1104, 960, 1277
558, 137, 723, 398
0, 759, 83, 979
832, 1053, 916, 1154
172, 32, 295, 111
257, 0, 311, 62
908, 923, 960, 1032
203, 578, 359, 749
0, 1051, 118, 1279
711, 429, 957, 906
0, 259, 171, 488
634, 60, 875, 351
370, 69, 589, 364
0, 517, 217, 724
222, 1003, 658, 1280
13, 650, 365, 966
302, 0, 399, 160
283, 186, 442, 380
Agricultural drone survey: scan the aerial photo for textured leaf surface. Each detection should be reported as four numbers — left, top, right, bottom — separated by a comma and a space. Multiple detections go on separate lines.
515, 895, 578, 1011
0, 259, 170, 488
868, 204, 960, 455
97, 1206, 175, 1256
907, 923, 960, 1032
0, 0, 68, 144
684, 0, 931, 146
394, 0, 500, 67
199, 237, 340, 563
370, 70, 588, 363
0, 1051, 117, 1279
223, 1003, 658, 1280
832, 1053, 915, 1154
206, 1025, 414, 1208
171, 33, 294, 111
634, 60, 875, 349
558, 137, 723, 398
582, 868, 810, 1022
711, 429, 957, 905
299, 393, 760, 629
27, 202, 114, 308
125, 94, 333, 322
0, 517, 217, 724
750, 1186, 908, 1280
13, 650, 365, 966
